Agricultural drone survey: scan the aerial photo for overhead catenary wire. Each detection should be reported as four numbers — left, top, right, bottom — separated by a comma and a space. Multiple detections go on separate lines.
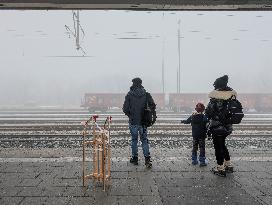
65, 10, 86, 55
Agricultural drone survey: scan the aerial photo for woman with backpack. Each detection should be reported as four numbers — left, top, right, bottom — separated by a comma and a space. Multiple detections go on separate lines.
205, 75, 240, 177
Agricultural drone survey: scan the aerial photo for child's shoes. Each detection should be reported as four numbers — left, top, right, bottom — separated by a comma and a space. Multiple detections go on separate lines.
192, 157, 208, 166
192, 155, 198, 165
199, 156, 207, 167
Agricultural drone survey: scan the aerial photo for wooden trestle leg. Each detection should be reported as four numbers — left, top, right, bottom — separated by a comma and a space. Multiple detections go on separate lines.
81, 115, 112, 191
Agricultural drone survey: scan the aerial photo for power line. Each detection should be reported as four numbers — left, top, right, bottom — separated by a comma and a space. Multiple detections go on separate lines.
65, 10, 86, 55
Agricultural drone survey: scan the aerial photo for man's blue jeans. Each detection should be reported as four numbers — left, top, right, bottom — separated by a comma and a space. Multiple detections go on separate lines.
129, 124, 150, 158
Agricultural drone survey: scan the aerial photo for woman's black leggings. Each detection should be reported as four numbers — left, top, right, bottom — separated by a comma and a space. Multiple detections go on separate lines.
212, 135, 230, 165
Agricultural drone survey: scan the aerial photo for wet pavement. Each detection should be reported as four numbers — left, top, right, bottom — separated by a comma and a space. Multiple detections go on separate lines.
1, 110, 272, 204
1, 148, 272, 205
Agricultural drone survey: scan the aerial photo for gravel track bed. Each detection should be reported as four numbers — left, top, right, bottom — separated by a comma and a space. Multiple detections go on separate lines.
1, 137, 271, 149
1, 110, 272, 149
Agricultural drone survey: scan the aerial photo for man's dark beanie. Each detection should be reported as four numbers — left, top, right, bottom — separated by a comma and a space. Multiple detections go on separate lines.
132, 77, 142, 86
213, 75, 228, 89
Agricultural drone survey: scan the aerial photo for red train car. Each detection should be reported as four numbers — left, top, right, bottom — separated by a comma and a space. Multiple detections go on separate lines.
81, 93, 272, 113
259, 94, 272, 112
169, 93, 272, 113
81, 93, 125, 112
81, 93, 166, 112
152, 93, 165, 110
239, 93, 272, 112
168, 93, 208, 112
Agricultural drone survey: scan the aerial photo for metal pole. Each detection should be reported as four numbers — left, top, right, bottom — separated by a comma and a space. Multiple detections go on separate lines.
162, 38, 165, 94
76, 11, 80, 50
161, 12, 165, 94
178, 19, 181, 94
176, 69, 179, 93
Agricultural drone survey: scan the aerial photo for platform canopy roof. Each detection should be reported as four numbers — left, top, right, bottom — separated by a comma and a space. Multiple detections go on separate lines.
1, 0, 272, 10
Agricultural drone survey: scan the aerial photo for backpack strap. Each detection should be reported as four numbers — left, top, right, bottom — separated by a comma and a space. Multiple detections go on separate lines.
145, 92, 150, 109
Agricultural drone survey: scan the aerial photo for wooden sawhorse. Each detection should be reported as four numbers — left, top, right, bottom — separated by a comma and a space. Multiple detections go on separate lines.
82, 115, 112, 191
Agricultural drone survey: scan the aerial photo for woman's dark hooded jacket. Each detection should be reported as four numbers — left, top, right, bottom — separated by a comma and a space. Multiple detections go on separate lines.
205, 88, 237, 136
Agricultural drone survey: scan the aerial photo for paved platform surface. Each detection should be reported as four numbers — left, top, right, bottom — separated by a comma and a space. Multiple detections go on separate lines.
1, 148, 272, 205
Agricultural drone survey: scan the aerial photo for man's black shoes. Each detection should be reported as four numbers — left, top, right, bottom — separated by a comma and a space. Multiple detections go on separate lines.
145, 156, 152, 168
130, 156, 152, 168
129, 157, 138, 165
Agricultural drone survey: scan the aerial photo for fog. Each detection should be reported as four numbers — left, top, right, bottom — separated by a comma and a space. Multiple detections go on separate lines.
0, 10, 272, 107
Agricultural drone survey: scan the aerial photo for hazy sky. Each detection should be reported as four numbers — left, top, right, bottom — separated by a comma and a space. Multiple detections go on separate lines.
0, 10, 272, 106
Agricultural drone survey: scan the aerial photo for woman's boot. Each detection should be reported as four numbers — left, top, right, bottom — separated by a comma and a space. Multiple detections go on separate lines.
212, 165, 226, 177
224, 160, 234, 173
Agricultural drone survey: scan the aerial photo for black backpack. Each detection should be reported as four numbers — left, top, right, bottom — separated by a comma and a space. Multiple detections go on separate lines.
226, 96, 244, 124
142, 93, 157, 127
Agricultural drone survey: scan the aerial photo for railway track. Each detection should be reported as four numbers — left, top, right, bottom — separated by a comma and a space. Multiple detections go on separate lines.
1, 136, 271, 149
0, 109, 272, 149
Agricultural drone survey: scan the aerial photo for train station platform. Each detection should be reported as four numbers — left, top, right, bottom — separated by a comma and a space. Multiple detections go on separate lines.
0, 148, 272, 205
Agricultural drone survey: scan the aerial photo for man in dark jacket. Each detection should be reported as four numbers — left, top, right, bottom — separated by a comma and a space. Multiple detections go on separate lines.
206, 75, 236, 177
123, 77, 155, 168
